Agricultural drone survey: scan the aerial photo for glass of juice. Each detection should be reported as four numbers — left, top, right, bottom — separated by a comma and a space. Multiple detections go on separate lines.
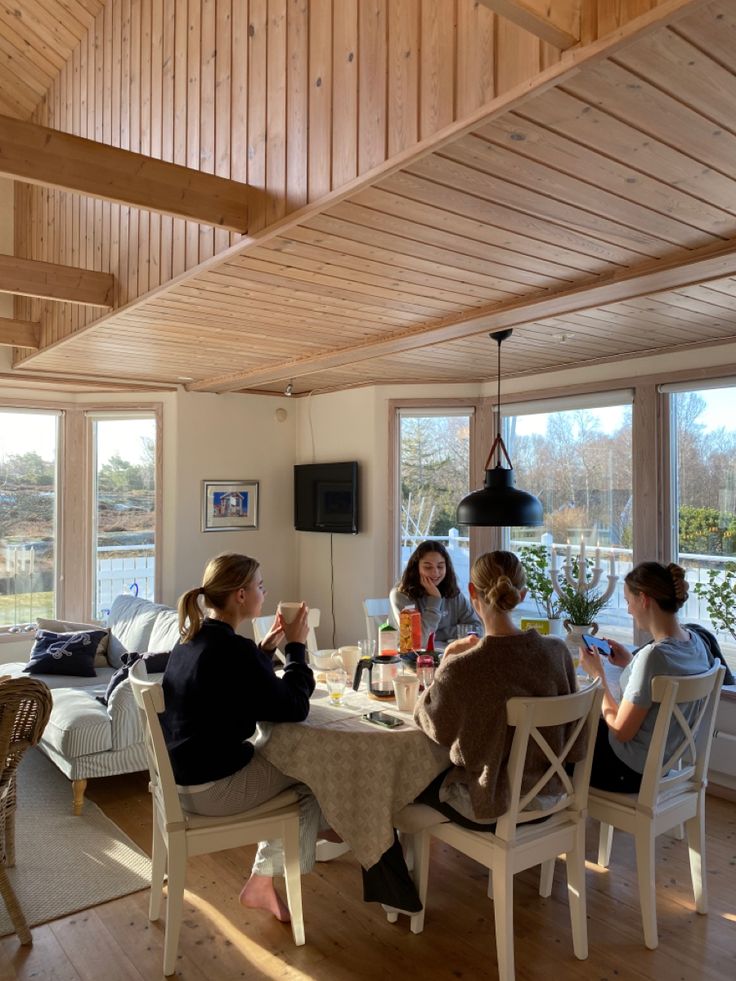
326, 668, 348, 705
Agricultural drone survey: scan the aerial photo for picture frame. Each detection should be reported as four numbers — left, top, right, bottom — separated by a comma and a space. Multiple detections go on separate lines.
201, 480, 259, 532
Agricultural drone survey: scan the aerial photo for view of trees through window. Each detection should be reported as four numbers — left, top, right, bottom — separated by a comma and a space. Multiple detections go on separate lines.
0, 411, 57, 626
93, 417, 157, 618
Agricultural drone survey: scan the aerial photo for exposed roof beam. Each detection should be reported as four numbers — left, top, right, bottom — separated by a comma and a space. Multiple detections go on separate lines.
0, 114, 250, 231
477, 1, 581, 50
0, 316, 39, 348
0, 255, 114, 307
189, 238, 736, 393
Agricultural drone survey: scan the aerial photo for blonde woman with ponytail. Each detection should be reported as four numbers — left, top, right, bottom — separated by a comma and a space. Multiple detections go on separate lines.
413, 551, 579, 827
160, 553, 321, 924
580, 561, 713, 793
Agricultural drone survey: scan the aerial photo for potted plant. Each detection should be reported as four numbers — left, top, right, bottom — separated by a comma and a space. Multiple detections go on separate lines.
693, 561, 736, 643
555, 557, 610, 657
519, 544, 563, 636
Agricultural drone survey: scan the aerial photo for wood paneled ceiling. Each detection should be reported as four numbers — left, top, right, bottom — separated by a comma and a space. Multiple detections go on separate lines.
13, 0, 736, 395
0, 1, 105, 119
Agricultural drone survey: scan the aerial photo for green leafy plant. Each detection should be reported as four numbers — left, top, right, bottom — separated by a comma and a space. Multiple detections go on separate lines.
556, 557, 609, 625
693, 562, 736, 643
519, 545, 561, 619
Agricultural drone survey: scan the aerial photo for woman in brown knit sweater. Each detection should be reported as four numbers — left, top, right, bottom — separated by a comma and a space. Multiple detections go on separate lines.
413, 550, 580, 827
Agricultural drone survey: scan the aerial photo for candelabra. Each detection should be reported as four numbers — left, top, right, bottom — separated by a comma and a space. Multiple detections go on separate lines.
549, 540, 618, 604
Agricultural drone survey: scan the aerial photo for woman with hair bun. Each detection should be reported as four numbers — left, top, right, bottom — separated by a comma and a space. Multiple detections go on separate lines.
580, 561, 713, 793
412, 551, 580, 826
160, 553, 321, 924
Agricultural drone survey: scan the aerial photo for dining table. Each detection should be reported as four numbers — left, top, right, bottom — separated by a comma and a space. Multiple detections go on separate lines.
256, 684, 450, 869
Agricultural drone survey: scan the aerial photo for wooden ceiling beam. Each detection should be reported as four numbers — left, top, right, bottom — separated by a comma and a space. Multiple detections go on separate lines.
0, 316, 39, 348
189, 238, 736, 393
477, 1, 581, 50
0, 114, 250, 231
0, 255, 114, 307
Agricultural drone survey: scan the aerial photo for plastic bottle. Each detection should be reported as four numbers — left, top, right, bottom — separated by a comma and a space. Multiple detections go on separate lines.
378, 620, 399, 657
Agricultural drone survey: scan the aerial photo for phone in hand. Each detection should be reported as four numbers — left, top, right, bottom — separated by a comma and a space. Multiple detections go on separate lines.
362, 711, 404, 729
581, 633, 612, 657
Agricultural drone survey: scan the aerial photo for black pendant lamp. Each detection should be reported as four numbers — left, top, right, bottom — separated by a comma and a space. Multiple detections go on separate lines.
457, 329, 543, 528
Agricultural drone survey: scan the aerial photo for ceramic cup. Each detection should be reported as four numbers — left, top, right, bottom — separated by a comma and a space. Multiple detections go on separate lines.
337, 645, 362, 678
393, 674, 420, 712
278, 601, 302, 624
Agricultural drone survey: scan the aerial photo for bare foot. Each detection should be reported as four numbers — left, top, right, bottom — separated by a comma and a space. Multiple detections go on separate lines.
239, 874, 291, 923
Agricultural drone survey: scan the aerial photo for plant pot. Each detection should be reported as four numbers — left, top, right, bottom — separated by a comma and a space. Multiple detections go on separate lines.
547, 618, 565, 639
563, 622, 598, 669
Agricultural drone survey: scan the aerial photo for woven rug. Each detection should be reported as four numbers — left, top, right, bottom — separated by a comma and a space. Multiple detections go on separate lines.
0, 749, 151, 937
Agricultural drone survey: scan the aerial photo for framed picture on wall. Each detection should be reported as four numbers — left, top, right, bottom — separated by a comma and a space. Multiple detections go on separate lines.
202, 480, 259, 532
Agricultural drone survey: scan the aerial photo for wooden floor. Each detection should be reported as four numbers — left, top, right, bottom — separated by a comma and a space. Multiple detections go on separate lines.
1, 773, 734, 980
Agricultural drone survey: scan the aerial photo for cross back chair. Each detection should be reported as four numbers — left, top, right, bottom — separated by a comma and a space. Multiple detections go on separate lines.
0, 677, 52, 946
362, 598, 391, 646
588, 664, 725, 949
128, 660, 305, 976
252, 609, 320, 663
392, 682, 603, 981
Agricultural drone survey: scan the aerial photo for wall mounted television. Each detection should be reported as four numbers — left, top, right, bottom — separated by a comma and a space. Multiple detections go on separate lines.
294, 461, 359, 534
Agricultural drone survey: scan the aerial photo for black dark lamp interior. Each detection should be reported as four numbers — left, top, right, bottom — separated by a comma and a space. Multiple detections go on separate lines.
456, 329, 543, 528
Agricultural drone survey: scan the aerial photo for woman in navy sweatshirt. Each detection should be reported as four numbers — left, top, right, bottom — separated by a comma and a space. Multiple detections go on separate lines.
161, 552, 318, 924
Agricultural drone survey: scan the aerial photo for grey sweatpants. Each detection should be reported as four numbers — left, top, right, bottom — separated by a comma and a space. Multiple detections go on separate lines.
177, 751, 321, 877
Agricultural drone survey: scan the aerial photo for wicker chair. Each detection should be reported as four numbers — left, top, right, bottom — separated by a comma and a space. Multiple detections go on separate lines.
0, 677, 53, 946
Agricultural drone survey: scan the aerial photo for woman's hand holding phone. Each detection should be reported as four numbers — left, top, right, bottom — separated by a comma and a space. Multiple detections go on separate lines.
604, 637, 633, 668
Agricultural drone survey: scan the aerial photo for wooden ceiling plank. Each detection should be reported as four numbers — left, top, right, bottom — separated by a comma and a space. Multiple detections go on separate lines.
420, 141, 689, 254
673, 2, 736, 70
188, 236, 736, 392
0, 10, 68, 74
0, 114, 250, 230
476, 1, 580, 50
0, 316, 40, 348
0, 254, 114, 306
8, 0, 86, 55
0, 33, 56, 95
478, 111, 736, 238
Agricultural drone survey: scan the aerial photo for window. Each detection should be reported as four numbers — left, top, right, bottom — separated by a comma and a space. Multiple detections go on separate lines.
0, 409, 58, 627
669, 382, 736, 670
503, 392, 633, 638
397, 408, 473, 590
91, 414, 157, 619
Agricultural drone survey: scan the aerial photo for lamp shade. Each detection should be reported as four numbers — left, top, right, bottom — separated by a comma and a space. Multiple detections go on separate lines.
457, 465, 544, 528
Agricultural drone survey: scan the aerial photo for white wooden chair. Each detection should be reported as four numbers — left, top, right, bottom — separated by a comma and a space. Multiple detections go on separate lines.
363, 598, 391, 645
252, 609, 320, 661
588, 664, 725, 950
391, 682, 603, 981
128, 660, 306, 975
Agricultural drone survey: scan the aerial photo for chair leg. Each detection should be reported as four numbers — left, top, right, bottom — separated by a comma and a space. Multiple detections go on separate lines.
282, 816, 305, 946
634, 822, 658, 950
566, 823, 589, 961
410, 831, 430, 935
597, 822, 614, 868
149, 819, 167, 921
685, 804, 708, 915
539, 859, 555, 898
491, 858, 515, 981
163, 836, 186, 976
672, 823, 685, 841
0, 866, 32, 946
5, 805, 16, 868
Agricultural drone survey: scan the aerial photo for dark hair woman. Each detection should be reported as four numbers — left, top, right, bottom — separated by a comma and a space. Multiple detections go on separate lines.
580, 561, 713, 793
160, 553, 319, 924
390, 540, 482, 649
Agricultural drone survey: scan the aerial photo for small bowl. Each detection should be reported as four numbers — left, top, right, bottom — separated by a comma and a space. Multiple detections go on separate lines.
310, 649, 339, 671
399, 650, 441, 672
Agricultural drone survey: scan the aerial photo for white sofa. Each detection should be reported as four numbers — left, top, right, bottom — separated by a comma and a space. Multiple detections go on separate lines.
5, 593, 180, 814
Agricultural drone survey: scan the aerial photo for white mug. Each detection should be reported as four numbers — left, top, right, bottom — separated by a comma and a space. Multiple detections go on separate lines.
393, 674, 420, 713
337, 645, 361, 679
278, 601, 302, 624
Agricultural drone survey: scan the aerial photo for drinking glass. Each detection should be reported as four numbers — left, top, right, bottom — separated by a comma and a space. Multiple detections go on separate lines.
416, 654, 435, 691
358, 638, 376, 659
456, 624, 478, 640
325, 668, 348, 705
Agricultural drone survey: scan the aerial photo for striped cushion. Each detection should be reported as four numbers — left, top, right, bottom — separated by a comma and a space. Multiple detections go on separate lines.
41, 688, 112, 758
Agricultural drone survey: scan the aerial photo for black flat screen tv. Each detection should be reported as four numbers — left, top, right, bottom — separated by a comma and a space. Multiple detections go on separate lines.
294, 461, 359, 534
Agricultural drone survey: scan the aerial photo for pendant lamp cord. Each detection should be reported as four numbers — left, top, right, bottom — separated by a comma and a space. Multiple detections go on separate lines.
496, 335, 502, 466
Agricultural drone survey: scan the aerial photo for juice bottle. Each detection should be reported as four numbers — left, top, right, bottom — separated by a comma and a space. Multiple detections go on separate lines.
399, 607, 422, 652
378, 620, 399, 657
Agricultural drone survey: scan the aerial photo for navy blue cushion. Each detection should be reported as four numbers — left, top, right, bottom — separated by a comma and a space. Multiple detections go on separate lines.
96, 649, 170, 706
24, 629, 107, 677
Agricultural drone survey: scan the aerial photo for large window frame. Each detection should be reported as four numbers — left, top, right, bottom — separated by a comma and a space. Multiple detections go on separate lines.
0, 398, 162, 633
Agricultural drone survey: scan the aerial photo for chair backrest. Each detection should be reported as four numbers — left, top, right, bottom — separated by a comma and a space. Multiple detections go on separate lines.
0, 678, 53, 791
252, 610, 320, 655
495, 681, 603, 841
363, 598, 391, 643
128, 659, 186, 829
638, 665, 725, 812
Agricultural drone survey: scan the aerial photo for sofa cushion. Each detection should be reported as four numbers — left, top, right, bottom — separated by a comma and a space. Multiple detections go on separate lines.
24, 629, 107, 678
37, 617, 110, 667
149, 607, 181, 651
41, 688, 113, 758
106, 594, 167, 667
1, 661, 114, 692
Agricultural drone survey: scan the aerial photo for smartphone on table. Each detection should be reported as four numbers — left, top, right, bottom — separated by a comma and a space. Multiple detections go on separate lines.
581, 634, 612, 657
362, 711, 404, 729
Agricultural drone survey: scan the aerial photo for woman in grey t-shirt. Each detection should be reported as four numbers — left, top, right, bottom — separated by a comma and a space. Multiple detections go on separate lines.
580, 562, 712, 792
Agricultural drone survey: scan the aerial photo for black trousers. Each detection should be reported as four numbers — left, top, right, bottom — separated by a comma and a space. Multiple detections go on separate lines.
589, 717, 643, 793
